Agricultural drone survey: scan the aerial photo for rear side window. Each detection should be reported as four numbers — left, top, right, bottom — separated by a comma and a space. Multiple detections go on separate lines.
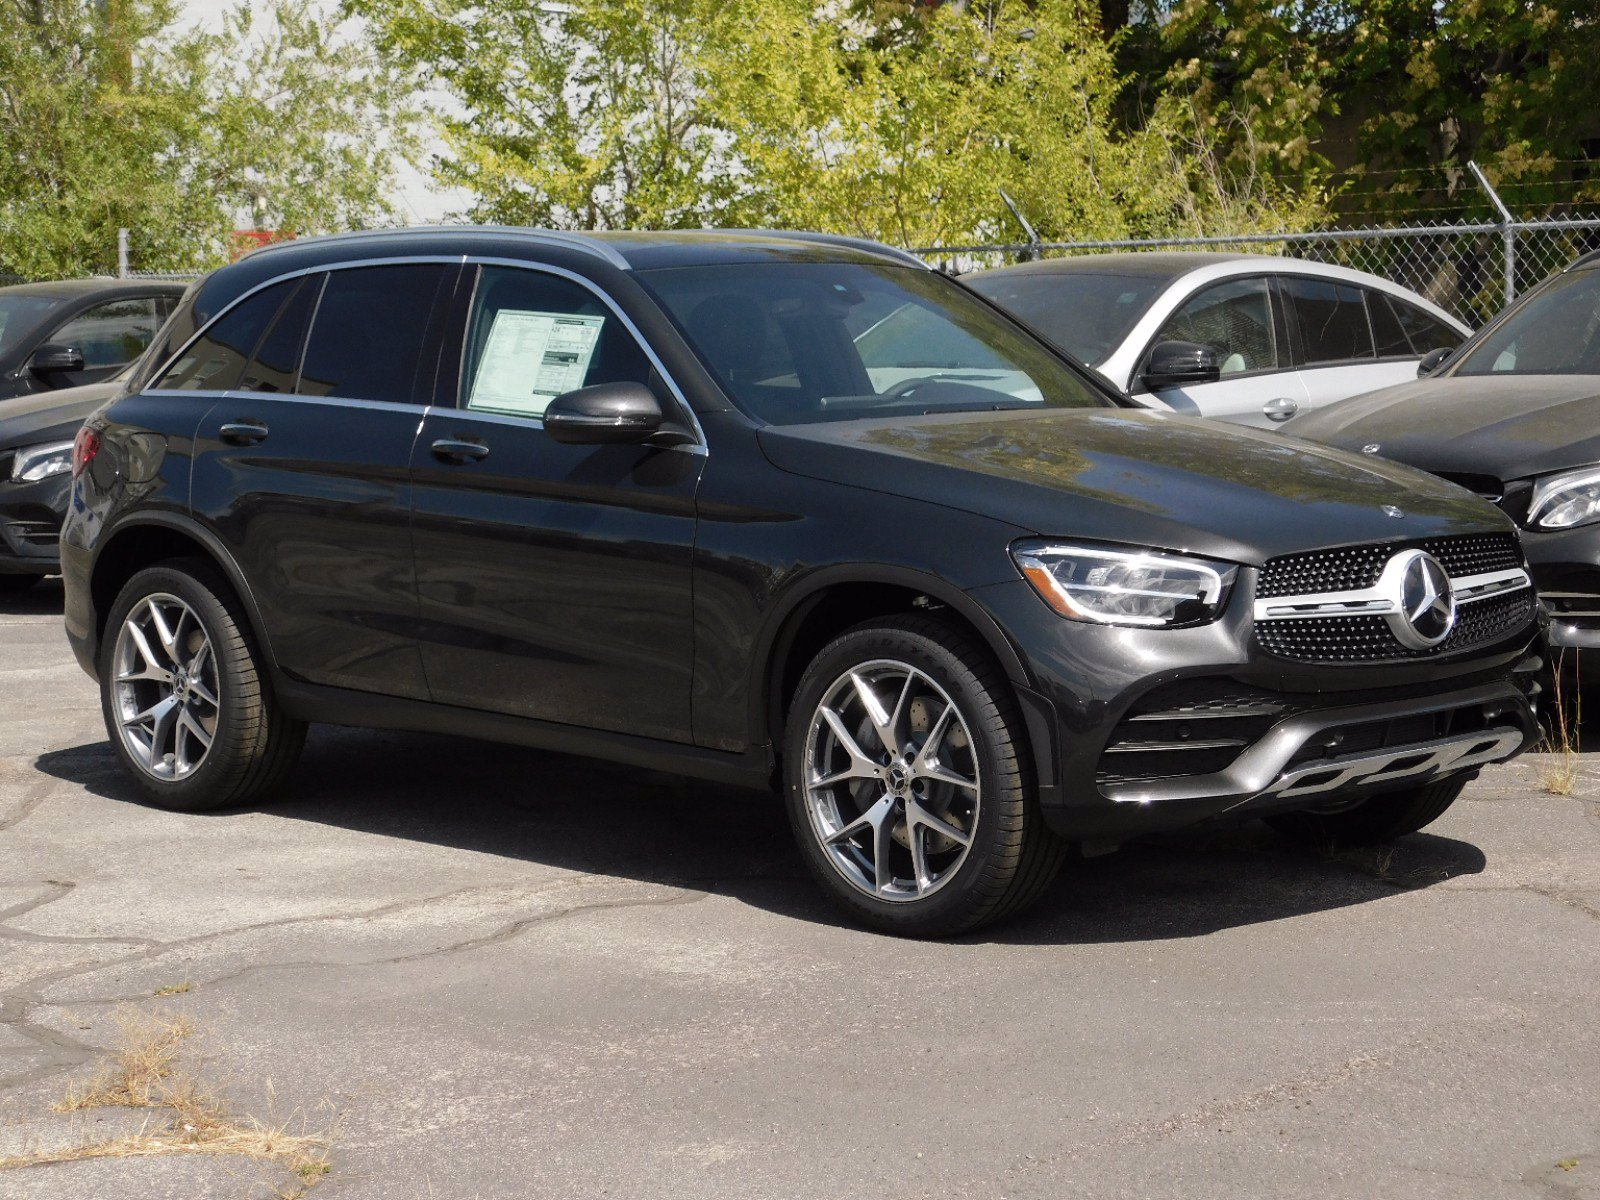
1284, 277, 1375, 365
460, 265, 654, 419
1154, 278, 1279, 375
1387, 295, 1461, 354
297, 264, 449, 403
239, 276, 318, 393
153, 281, 295, 391
53, 297, 164, 369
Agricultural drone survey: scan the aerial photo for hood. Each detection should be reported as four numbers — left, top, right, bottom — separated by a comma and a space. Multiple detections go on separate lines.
757, 407, 1505, 567
1284, 374, 1600, 482
0, 381, 120, 450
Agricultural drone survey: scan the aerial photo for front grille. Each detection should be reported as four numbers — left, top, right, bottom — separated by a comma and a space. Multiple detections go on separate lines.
1257, 533, 1521, 598
1257, 586, 1536, 663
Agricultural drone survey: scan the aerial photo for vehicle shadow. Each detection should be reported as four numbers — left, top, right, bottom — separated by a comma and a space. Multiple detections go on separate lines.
0, 576, 64, 616
33, 723, 1496, 944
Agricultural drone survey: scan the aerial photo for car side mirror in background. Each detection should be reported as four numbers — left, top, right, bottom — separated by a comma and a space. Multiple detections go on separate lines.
543, 381, 692, 447
29, 343, 86, 376
1142, 341, 1221, 391
1417, 346, 1453, 377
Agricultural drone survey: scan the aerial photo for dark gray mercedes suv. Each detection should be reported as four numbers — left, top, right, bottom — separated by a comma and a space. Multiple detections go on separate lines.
60, 228, 1544, 935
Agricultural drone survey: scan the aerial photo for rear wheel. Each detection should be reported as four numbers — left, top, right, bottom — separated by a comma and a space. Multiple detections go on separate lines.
783, 615, 1065, 937
1264, 776, 1468, 846
99, 559, 305, 811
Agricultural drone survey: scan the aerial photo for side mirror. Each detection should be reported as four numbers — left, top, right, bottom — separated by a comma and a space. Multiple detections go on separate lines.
1142, 340, 1220, 391
29, 343, 86, 376
544, 381, 671, 445
1417, 346, 1453, 377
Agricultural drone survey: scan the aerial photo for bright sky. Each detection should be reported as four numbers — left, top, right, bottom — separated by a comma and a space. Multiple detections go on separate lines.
180, 0, 465, 225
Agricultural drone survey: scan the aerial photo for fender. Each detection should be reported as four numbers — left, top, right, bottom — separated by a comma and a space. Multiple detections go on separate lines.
88, 510, 283, 680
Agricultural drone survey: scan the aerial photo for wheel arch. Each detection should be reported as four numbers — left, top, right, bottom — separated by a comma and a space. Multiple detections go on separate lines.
87, 513, 278, 674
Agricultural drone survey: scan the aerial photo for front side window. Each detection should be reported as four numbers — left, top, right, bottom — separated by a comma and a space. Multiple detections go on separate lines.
460, 266, 654, 418
52, 297, 164, 369
1284, 277, 1376, 365
1153, 278, 1278, 376
297, 264, 449, 403
153, 281, 295, 391
639, 262, 1108, 425
1386, 295, 1462, 355
0, 296, 57, 357
1452, 267, 1600, 376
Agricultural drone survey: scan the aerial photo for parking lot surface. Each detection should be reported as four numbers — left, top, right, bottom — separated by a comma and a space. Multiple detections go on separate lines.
2, 579, 1598, 1199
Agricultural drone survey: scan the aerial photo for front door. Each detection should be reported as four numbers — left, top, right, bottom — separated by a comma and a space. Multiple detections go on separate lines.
409, 263, 704, 743
186, 262, 456, 699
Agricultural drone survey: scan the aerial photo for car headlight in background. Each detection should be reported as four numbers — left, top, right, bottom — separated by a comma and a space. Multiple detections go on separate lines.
1012, 541, 1237, 627
9, 440, 76, 483
1528, 466, 1600, 530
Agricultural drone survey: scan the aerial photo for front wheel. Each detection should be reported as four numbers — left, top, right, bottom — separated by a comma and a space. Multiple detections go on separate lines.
1264, 776, 1468, 847
99, 559, 306, 811
783, 615, 1065, 937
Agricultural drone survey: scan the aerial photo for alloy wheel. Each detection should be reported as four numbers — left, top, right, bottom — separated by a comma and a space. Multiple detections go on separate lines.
802, 659, 981, 902
111, 593, 220, 781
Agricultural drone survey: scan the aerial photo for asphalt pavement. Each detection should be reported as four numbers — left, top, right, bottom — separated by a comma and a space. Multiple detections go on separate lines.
1, 578, 1597, 1199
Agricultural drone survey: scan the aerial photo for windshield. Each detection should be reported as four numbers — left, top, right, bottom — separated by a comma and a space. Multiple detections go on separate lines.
963, 270, 1165, 365
0, 296, 59, 358
638, 262, 1111, 425
1453, 266, 1600, 376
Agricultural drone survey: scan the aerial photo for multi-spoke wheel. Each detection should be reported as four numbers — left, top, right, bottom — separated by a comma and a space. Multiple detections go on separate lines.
99, 560, 305, 810
784, 615, 1066, 936
112, 593, 219, 779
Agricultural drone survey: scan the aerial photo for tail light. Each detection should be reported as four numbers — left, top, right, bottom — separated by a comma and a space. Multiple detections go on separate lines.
71, 426, 101, 479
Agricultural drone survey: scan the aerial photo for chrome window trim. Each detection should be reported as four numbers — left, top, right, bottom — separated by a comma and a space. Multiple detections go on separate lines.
145, 254, 706, 451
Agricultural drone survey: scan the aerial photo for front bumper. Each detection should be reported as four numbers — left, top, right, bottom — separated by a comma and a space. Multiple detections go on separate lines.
0, 473, 69, 575
968, 576, 1542, 843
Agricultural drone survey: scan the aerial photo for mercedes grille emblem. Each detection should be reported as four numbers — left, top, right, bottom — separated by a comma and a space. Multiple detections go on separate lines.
1387, 550, 1457, 649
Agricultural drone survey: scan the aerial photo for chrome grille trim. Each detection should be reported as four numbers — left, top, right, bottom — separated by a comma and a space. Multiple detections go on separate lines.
1253, 566, 1532, 622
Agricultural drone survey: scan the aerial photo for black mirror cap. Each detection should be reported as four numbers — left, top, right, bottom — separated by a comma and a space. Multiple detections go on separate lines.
30, 343, 86, 375
1142, 340, 1221, 391
544, 381, 668, 445
1417, 346, 1453, 377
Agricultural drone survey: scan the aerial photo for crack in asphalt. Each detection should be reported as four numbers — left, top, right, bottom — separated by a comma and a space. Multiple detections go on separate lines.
0, 872, 710, 1093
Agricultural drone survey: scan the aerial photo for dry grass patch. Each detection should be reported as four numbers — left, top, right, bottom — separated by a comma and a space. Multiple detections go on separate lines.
0, 1011, 334, 1197
1538, 661, 1583, 796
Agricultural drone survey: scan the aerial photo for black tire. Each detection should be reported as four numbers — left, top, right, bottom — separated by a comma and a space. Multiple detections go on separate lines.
99, 558, 306, 811
1263, 776, 1468, 847
0, 574, 41, 596
782, 614, 1066, 937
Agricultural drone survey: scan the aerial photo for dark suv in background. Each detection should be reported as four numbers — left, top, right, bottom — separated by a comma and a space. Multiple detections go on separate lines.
61, 228, 1543, 935
0, 279, 184, 401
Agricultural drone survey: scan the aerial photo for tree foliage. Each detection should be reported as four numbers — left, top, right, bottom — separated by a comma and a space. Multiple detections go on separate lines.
352, 0, 1329, 245
0, 0, 416, 278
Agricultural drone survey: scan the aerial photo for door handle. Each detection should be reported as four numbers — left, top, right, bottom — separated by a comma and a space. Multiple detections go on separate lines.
219, 421, 269, 445
431, 437, 489, 464
1262, 397, 1299, 422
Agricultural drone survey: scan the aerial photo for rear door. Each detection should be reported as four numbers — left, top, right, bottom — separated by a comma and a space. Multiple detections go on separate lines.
186, 263, 456, 699
1132, 276, 1309, 427
408, 262, 704, 742
1281, 276, 1417, 409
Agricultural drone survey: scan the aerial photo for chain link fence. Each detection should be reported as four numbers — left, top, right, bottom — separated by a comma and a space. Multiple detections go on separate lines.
913, 216, 1600, 327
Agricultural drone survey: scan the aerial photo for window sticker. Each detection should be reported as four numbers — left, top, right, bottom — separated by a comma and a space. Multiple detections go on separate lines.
466, 309, 605, 416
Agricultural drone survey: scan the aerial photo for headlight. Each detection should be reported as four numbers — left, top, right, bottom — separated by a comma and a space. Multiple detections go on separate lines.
1528, 466, 1600, 530
1012, 541, 1237, 627
10, 439, 75, 483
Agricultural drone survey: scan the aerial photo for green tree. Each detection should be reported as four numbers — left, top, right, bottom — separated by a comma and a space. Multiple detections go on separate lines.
0, 0, 416, 279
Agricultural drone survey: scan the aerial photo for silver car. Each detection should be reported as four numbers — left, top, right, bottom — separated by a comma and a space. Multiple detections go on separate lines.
966, 253, 1469, 428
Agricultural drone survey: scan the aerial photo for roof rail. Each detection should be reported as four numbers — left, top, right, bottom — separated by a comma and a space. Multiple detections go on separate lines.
237, 225, 632, 271
716, 229, 932, 269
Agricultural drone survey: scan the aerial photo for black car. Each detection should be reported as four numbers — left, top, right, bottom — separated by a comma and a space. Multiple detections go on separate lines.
0, 375, 126, 591
60, 228, 1543, 935
1286, 250, 1600, 676
0, 279, 185, 402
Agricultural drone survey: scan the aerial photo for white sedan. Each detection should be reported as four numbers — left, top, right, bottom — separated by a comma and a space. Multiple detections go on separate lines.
965, 253, 1470, 428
